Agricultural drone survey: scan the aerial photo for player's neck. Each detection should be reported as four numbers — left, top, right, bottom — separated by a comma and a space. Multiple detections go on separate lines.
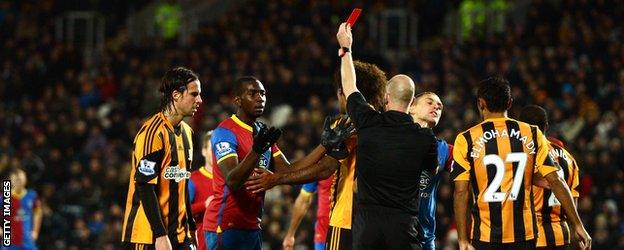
482, 110, 507, 120
235, 111, 256, 126
203, 159, 213, 174
163, 108, 183, 126
416, 119, 431, 128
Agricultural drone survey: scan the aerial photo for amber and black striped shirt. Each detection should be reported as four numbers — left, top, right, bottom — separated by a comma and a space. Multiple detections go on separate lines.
451, 117, 559, 243
122, 112, 195, 244
534, 141, 580, 247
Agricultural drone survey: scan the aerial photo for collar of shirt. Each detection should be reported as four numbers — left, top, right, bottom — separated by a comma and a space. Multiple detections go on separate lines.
383, 110, 416, 125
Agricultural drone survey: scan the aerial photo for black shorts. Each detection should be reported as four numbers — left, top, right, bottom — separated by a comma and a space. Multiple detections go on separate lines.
537, 244, 570, 250
325, 226, 352, 250
352, 206, 420, 250
472, 239, 536, 250
122, 238, 195, 250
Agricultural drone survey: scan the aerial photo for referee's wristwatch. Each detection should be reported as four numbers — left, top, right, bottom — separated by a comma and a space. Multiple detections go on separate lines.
338, 47, 351, 57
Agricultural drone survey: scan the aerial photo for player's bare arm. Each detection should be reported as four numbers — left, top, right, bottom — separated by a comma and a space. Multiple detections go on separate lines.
453, 180, 475, 250
246, 156, 339, 193
272, 145, 327, 173
544, 171, 592, 250
283, 191, 315, 250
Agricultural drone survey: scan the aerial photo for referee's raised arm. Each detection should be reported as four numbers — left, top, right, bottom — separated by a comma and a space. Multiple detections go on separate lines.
336, 22, 357, 98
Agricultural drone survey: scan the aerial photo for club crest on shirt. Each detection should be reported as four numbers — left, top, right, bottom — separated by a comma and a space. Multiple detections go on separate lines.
138, 159, 156, 176
164, 165, 191, 182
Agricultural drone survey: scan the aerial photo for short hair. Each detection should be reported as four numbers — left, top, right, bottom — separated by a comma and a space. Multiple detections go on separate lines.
203, 130, 213, 148
519, 105, 549, 132
413, 92, 435, 103
159, 67, 199, 112
477, 76, 511, 112
333, 61, 387, 110
233, 76, 260, 97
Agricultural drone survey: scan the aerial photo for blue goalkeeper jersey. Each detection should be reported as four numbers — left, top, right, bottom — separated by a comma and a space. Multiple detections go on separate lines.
418, 139, 452, 246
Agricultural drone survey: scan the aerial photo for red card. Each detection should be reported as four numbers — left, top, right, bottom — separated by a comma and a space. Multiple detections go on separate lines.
346, 8, 362, 27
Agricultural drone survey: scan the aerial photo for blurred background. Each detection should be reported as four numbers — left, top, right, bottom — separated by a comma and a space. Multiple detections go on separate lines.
1, 0, 623, 249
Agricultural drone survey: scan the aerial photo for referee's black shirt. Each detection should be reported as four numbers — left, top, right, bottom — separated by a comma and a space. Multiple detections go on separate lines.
347, 92, 437, 215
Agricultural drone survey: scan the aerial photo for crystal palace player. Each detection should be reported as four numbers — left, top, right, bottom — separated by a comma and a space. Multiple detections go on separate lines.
188, 131, 215, 250
203, 76, 351, 250
409, 92, 453, 250
1, 168, 42, 250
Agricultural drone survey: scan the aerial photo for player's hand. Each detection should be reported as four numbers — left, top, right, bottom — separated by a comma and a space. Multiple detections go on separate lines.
155, 235, 173, 250
245, 168, 277, 193
31, 230, 39, 241
320, 115, 354, 159
252, 122, 282, 153
282, 234, 295, 250
336, 22, 353, 49
574, 225, 592, 250
458, 240, 475, 250
320, 115, 355, 149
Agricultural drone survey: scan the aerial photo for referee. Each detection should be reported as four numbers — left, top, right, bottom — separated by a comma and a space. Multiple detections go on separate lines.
336, 23, 437, 249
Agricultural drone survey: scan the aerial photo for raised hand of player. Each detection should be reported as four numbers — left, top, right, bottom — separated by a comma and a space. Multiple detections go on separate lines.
336, 22, 353, 49
245, 168, 276, 193
575, 225, 592, 250
252, 122, 282, 153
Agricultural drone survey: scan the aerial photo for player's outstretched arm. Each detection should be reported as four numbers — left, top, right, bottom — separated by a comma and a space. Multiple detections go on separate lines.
544, 172, 592, 250
246, 156, 339, 193
283, 191, 314, 250
453, 180, 475, 250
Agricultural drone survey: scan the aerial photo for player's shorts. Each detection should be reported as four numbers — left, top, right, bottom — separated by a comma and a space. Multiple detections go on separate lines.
122, 238, 195, 250
537, 245, 569, 250
352, 206, 420, 250
472, 239, 537, 250
204, 229, 261, 250
325, 226, 351, 250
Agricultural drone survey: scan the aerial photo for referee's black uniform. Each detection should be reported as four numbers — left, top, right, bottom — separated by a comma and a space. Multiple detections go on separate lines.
347, 92, 437, 250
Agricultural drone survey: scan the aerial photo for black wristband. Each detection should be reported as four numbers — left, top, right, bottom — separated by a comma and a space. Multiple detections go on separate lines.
339, 47, 351, 57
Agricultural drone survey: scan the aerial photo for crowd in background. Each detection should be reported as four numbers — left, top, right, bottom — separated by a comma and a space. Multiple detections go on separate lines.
0, 0, 623, 249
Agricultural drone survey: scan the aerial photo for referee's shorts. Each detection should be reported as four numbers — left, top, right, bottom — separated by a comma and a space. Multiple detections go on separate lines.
352, 206, 421, 250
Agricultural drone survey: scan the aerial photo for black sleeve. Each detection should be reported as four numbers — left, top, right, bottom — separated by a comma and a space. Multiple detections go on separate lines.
185, 181, 197, 231
135, 149, 164, 184
346, 92, 380, 129
423, 129, 438, 172
136, 183, 167, 237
